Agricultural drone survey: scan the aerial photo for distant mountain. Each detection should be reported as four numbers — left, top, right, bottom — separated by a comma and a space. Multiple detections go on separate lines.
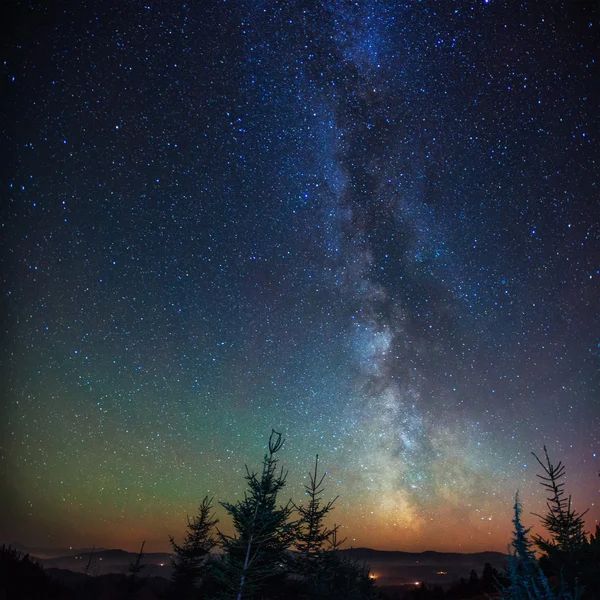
42, 548, 174, 562
38, 548, 174, 578
338, 548, 508, 586
340, 548, 508, 565
5, 542, 509, 586
3, 542, 108, 559
0, 543, 510, 599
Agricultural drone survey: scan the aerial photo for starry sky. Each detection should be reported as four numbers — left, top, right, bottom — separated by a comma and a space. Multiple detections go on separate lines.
1, 0, 599, 554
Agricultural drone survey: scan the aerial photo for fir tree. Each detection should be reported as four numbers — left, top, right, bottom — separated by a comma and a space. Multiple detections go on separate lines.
577, 525, 600, 597
214, 430, 297, 600
481, 561, 506, 593
83, 546, 97, 577
532, 447, 588, 555
293, 456, 375, 598
294, 454, 339, 577
169, 496, 219, 595
304, 527, 377, 600
125, 540, 147, 595
0, 545, 70, 600
531, 448, 596, 597
499, 492, 570, 600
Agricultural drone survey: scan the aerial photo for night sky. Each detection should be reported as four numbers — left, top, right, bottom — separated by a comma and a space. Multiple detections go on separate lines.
1, 0, 599, 554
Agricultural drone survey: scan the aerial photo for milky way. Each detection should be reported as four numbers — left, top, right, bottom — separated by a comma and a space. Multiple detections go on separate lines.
2, 0, 599, 552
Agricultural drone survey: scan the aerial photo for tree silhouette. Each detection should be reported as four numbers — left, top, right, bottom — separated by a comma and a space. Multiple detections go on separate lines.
532, 447, 588, 555
531, 447, 599, 597
303, 527, 377, 600
82, 545, 97, 577
124, 540, 147, 595
481, 561, 506, 592
499, 492, 569, 600
293, 454, 339, 578
213, 430, 297, 600
0, 545, 71, 599
169, 496, 219, 596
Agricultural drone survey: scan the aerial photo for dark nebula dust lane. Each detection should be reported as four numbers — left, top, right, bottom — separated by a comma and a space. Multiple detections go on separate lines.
1, 0, 598, 552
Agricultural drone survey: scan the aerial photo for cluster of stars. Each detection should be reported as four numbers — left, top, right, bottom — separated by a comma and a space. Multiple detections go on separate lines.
1, 0, 598, 552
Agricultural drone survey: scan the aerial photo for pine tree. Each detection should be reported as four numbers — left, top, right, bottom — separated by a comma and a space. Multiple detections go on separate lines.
481, 561, 506, 593
532, 447, 588, 555
304, 527, 377, 600
467, 569, 480, 596
0, 545, 70, 599
499, 492, 577, 600
578, 525, 600, 596
125, 540, 147, 595
531, 448, 595, 597
128, 540, 146, 577
294, 454, 339, 577
292, 456, 375, 598
169, 496, 219, 594
83, 546, 97, 576
214, 430, 297, 600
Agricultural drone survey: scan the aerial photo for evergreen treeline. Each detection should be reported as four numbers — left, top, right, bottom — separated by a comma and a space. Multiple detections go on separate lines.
166, 439, 599, 600
0, 544, 74, 599
498, 447, 599, 600
167, 430, 377, 600
3, 439, 598, 600
403, 562, 507, 600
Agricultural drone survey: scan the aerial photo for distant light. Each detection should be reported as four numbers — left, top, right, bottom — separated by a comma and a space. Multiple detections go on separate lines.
415, 582, 420, 586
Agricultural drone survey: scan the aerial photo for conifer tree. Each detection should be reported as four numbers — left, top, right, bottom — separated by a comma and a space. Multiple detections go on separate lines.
499, 492, 568, 600
169, 496, 219, 594
0, 545, 69, 599
578, 525, 600, 596
214, 430, 297, 600
292, 455, 376, 598
83, 546, 97, 577
481, 561, 506, 593
532, 447, 588, 555
531, 448, 595, 596
128, 540, 146, 577
125, 540, 147, 595
294, 454, 339, 577
305, 526, 377, 600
